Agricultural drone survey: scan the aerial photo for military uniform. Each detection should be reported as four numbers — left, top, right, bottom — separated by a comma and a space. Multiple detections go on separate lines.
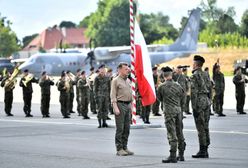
94, 74, 111, 126
19, 75, 38, 117
184, 74, 191, 114
1, 76, 16, 116
57, 78, 70, 118
191, 55, 211, 158
77, 76, 90, 119
233, 71, 248, 114
75, 74, 81, 116
213, 71, 225, 116
173, 72, 187, 114
152, 72, 161, 116
39, 76, 54, 117
88, 72, 97, 114
110, 74, 132, 155
68, 79, 76, 113
141, 105, 151, 124
158, 76, 186, 163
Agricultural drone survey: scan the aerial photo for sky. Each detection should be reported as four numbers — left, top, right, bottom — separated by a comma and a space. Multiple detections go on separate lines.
0, 0, 247, 40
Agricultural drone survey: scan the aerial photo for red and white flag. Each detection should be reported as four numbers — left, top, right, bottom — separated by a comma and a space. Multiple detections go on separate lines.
134, 20, 156, 106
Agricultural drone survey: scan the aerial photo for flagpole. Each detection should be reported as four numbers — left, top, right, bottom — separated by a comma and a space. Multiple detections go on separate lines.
129, 0, 136, 125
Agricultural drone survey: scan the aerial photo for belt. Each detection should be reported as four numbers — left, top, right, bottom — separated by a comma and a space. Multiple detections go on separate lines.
117, 100, 131, 104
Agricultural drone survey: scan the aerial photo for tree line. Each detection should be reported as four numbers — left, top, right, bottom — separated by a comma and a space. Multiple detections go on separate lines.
0, 0, 248, 57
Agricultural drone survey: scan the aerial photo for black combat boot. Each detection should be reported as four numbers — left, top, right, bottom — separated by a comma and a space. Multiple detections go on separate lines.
192, 145, 208, 158
177, 151, 185, 161
102, 119, 108, 128
162, 151, 177, 163
145, 116, 150, 124
98, 119, 102, 128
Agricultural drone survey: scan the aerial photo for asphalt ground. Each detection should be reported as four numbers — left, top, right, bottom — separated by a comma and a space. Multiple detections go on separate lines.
0, 76, 248, 168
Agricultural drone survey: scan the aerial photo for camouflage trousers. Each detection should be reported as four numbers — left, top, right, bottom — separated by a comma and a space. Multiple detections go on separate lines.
115, 102, 131, 151
97, 96, 109, 120
68, 92, 74, 112
60, 93, 69, 117
40, 94, 50, 116
192, 95, 211, 147
79, 96, 89, 117
213, 93, 224, 115
90, 90, 97, 113
164, 112, 185, 153
152, 98, 160, 115
4, 91, 13, 115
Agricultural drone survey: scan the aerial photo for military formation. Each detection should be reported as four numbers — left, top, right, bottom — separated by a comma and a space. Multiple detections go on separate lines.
0, 55, 248, 162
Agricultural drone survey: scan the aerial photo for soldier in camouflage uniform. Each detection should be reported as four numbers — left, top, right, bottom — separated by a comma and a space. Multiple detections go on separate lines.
1, 71, 16, 116
66, 71, 76, 114
106, 68, 114, 116
75, 69, 81, 116
57, 71, 70, 118
88, 67, 97, 114
94, 65, 111, 128
233, 66, 248, 114
39, 71, 54, 118
213, 64, 226, 117
182, 68, 192, 114
191, 55, 211, 158
19, 69, 39, 117
157, 66, 186, 163
77, 71, 90, 119
173, 66, 188, 117
152, 66, 161, 116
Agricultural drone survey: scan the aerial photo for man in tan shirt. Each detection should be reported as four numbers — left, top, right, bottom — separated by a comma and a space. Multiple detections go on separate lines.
111, 62, 134, 156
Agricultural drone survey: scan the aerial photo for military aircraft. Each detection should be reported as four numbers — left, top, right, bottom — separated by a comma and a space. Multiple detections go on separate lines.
19, 8, 200, 76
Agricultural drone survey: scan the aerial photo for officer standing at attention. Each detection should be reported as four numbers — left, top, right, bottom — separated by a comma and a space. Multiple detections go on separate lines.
75, 69, 81, 116
94, 65, 111, 128
57, 71, 70, 118
233, 66, 248, 114
191, 55, 211, 158
157, 66, 186, 163
213, 63, 226, 117
1, 71, 16, 116
39, 71, 54, 118
19, 69, 39, 117
111, 62, 133, 156
77, 71, 90, 119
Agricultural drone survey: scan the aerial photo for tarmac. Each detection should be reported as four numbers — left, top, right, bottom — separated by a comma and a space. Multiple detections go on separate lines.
0, 76, 248, 168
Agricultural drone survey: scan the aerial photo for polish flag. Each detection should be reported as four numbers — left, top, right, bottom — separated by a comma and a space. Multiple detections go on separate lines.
134, 20, 156, 106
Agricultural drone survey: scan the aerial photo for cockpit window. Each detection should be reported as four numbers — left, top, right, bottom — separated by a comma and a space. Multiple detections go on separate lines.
36, 57, 44, 63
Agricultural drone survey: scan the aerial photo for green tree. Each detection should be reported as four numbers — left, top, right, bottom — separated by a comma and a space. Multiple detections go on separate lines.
0, 13, 19, 57
140, 12, 178, 44
86, 0, 130, 46
215, 14, 237, 34
79, 14, 93, 28
22, 33, 38, 48
59, 21, 76, 28
240, 9, 248, 38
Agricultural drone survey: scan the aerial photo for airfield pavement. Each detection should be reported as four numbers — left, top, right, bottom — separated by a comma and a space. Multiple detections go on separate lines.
0, 76, 248, 168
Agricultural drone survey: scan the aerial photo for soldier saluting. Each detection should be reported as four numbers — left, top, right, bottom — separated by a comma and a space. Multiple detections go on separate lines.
39, 71, 54, 118
157, 66, 186, 163
19, 69, 38, 117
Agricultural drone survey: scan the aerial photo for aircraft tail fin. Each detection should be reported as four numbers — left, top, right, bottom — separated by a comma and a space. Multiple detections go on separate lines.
168, 8, 201, 51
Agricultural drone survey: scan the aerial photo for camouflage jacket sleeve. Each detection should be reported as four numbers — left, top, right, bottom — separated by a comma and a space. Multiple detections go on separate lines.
157, 84, 163, 102
94, 77, 98, 95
